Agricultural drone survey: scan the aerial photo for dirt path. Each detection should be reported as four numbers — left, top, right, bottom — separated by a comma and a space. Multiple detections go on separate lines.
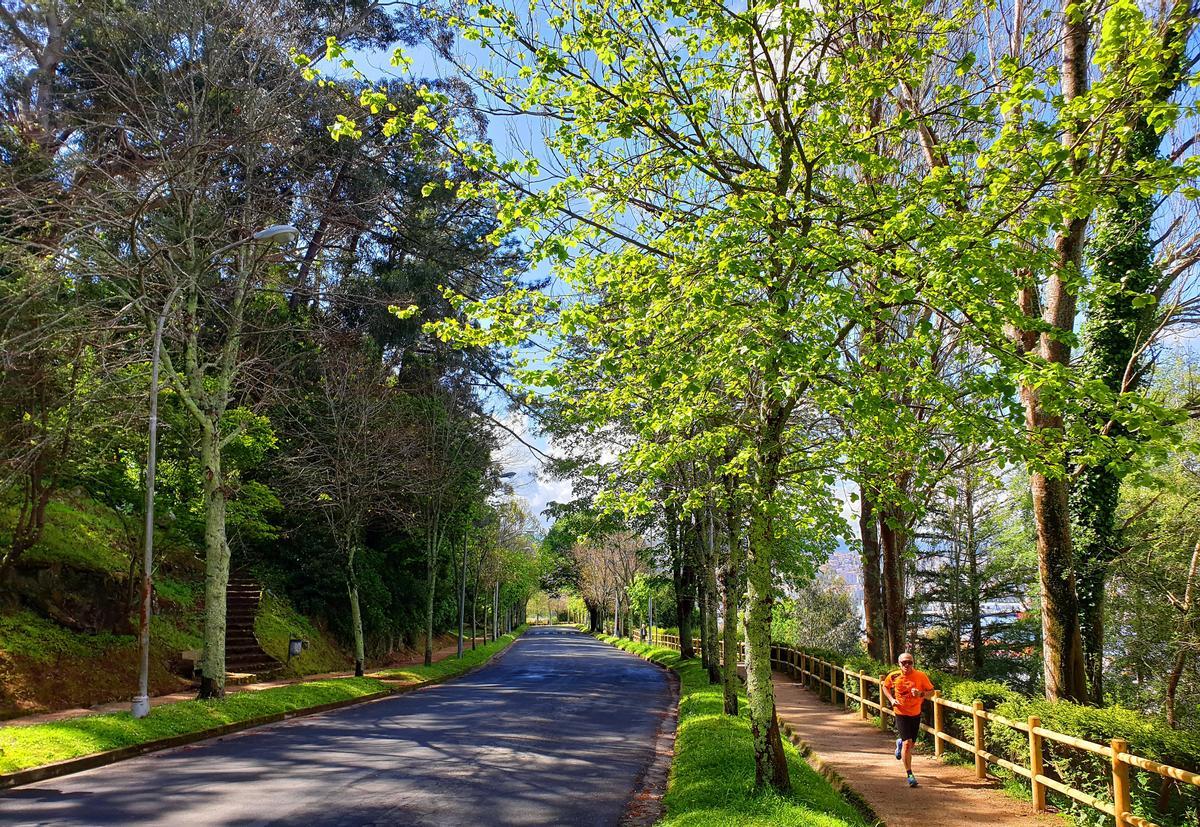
3, 636, 487, 728
773, 672, 1065, 827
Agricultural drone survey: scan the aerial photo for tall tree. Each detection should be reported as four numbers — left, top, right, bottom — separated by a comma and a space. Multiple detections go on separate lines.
277, 331, 413, 676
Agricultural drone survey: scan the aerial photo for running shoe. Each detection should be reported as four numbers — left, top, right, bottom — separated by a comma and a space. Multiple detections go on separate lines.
907, 772, 918, 787
895, 739, 903, 760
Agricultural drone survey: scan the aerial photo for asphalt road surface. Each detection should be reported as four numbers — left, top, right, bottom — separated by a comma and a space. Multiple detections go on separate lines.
1, 627, 674, 826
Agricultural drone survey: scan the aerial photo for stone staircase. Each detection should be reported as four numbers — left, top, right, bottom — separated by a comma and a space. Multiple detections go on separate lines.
224, 574, 282, 679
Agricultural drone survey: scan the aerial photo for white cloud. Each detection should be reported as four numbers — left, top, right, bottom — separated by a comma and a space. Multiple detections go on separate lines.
492, 410, 573, 527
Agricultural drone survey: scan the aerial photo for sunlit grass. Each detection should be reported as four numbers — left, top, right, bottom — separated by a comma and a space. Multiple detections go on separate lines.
0, 626, 528, 777
598, 635, 870, 827
0, 678, 388, 774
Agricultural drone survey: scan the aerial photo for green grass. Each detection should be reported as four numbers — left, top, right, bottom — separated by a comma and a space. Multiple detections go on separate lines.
0, 677, 388, 774
0, 610, 133, 663
254, 591, 350, 676
598, 635, 872, 827
0, 624, 529, 774
0, 499, 132, 575
374, 626, 528, 683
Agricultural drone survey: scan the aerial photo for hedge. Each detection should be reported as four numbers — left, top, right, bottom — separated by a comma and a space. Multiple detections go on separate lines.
777, 644, 1199, 827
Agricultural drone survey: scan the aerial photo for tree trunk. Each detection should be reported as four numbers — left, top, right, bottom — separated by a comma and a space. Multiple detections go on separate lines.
458, 534, 469, 658
688, 512, 718, 680
859, 486, 886, 661
198, 425, 230, 700
1165, 541, 1199, 729
471, 557, 481, 651
424, 532, 439, 667
1030, 471, 1090, 701
1015, 0, 1092, 705
720, 503, 744, 715
347, 553, 365, 677
746, 504, 790, 792
702, 509, 722, 684
965, 484, 985, 674
672, 508, 700, 657
879, 508, 906, 663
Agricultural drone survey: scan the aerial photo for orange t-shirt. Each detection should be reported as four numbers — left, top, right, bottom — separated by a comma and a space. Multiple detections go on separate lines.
883, 669, 934, 717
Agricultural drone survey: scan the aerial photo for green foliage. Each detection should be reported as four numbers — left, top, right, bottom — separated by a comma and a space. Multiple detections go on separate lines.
153, 577, 199, 609
990, 699, 1200, 827
789, 645, 1200, 827
773, 575, 863, 655
598, 634, 869, 827
0, 678, 388, 774
625, 572, 676, 628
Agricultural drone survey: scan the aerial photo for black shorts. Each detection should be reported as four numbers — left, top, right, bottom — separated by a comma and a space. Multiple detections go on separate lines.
895, 713, 922, 742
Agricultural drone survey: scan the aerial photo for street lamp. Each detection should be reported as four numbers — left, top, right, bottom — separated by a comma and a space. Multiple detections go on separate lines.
132, 224, 299, 719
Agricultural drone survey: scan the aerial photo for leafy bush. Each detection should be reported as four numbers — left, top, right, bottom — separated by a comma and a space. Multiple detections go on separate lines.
995, 700, 1200, 827
780, 644, 1200, 827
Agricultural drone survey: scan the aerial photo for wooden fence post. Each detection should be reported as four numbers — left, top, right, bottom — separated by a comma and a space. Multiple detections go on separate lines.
1111, 738, 1130, 827
841, 664, 849, 710
1029, 716, 1045, 812
972, 700, 986, 780
859, 671, 869, 720
932, 691, 944, 758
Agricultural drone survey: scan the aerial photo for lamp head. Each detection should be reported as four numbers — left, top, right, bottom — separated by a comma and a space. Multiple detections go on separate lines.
252, 224, 300, 244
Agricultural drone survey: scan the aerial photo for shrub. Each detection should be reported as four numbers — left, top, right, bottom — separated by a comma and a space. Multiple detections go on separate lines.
778, 643, 1200, 827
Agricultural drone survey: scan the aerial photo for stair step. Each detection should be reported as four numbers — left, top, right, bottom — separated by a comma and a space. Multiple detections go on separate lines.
220, 575, 282, 676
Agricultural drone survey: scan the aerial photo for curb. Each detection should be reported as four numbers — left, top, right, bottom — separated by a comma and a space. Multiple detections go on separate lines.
598, 635, 882, 827
1, 629, 528, 791
0, 689, 392, 791
586, 634, 679, 827
779, 718, 884, 827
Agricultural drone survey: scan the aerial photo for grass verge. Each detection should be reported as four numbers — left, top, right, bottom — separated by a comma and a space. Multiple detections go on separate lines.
1, 625, 529, 776
373, 626, 528, 684
0, 677, 387, 774
597, 634, 872, 827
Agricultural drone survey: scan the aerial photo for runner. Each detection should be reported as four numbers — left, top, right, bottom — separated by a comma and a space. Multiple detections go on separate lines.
881, 652, 935, 787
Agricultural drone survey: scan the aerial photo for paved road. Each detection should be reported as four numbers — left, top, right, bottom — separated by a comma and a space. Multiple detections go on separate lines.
2, 628, 673, 826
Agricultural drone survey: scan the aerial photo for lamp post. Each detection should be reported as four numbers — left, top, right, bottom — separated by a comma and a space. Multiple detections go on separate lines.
132, 224, 299, 718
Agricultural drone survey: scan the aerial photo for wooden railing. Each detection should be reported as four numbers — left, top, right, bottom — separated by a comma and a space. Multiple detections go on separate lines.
772, 644, 1200, 827
648, 634, 1198, 827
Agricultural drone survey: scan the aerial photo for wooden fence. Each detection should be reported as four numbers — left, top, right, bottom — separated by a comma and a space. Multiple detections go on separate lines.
646, 633, 1198, 827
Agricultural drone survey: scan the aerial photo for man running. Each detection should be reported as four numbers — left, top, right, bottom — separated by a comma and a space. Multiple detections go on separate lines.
882, 652, 935, 787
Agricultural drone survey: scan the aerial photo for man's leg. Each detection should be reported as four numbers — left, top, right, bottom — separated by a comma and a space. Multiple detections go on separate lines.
902, 738, 914, 773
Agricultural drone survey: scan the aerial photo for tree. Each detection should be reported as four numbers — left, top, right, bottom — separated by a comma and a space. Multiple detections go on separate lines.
773, 572, 862, 656
403, 386, 493, 665
277, 331, 413, 676
1069, 0, 1200, 700
23, 0, 384, 698
1109, 364, 1200, 728
313, 0, 1200, 788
